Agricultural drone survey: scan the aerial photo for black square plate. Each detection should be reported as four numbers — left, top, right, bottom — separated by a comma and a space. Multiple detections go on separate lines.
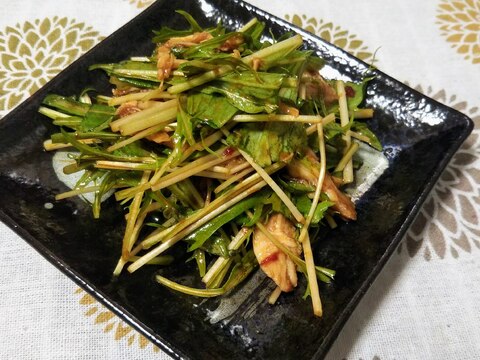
0, 0, 473, 359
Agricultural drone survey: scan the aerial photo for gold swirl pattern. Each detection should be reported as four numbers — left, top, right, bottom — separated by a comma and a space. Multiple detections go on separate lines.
437, 0, 480, 64
125, 0, 155, 9
400, 85, 480, 260
75, 288, 160, 352
0, 17, 102, 115
284, 14, 373, 61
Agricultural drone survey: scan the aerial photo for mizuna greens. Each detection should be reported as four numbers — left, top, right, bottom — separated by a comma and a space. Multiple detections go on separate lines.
39, 11, 382, 317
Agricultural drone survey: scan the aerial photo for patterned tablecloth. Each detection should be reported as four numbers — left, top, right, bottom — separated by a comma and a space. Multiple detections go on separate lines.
0, 0, 479, 359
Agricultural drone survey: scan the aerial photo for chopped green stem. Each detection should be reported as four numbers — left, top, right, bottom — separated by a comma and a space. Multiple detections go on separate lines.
108, 89, 175, 106
128, 255, 174, 266
120, 106, 177, 136
238, 18, 258, 33
348, 130, 370, 143
55, 186, 100, 200
128, 179, 267, 273
202, 227, 252, 285
156, 275, 225, 297
168, 35, 303, 94
107, 124, 167, 152
94, 161, 159, 171
242, 34, 303, 67
239, 149, 304, 224
52, 117, 82, 127
151, 150, 239, 191
110, 99, 177, 132
337, 80, 354, 184
168, 65, 234, 94
352, 108, 374, 119
214, 166, 255, 194
122, 171, 150, 259
232, 114, 328, 123
38, 106, 71, 120
334, 141, 359, 173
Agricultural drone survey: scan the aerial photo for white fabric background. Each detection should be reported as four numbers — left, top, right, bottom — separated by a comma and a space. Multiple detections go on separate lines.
1, 0, 479, 359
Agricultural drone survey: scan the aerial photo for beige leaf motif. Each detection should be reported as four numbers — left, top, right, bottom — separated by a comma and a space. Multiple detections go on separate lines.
125, 0, 155, 9
437, 0, 480, 64
75, 289, 160, 353
0, 17, 103, 116
95, 311, 115, 324
400, 84, 480, 260
284, 14, 373, 62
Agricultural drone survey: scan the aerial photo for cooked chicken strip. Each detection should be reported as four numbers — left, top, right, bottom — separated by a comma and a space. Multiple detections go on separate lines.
301, 71, 338, 106
157, 32, 213, 80
253, 213, 301, 292
287, 154, 357, 221
116, 101, 141, 118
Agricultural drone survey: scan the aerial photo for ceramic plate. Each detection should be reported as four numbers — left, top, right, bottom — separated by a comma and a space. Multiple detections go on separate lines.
0, 0, 473, 359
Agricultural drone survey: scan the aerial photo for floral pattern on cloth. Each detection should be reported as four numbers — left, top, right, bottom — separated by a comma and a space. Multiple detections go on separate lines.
284, 14, 374, 62
437, 0, 480, 64
400, 85, 480, 260
76, 289, 161, 352
0, 17, 103, 116
125, 0, 155, 9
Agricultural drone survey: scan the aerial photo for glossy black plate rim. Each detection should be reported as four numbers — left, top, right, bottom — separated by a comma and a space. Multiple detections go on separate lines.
0, 0, 474, 359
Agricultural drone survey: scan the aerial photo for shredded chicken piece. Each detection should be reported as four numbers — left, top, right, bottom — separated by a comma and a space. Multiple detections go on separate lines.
157, 32, 213, 81
301, 71, 338, 106
165, 32, 212, 47
218, 34, 244, 52
146, 131, 173, 147
252, 58, 262, 71
322, 172, 357, 220
278, 102, 299, 117
223, 157, 247, 171
136, 100, 163, 110
111, 87, 142, 97
287, 152, 357, 221
156, 46, 176, 81
116, 101, 141, 118
253, 213, 301, 292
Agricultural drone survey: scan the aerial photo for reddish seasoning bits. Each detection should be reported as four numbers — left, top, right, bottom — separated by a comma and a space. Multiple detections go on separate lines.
223, 146, 236, 157
345, 86, 355, 98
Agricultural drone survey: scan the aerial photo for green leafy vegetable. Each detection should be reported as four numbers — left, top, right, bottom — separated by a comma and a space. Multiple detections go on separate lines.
38, 11, 383, 316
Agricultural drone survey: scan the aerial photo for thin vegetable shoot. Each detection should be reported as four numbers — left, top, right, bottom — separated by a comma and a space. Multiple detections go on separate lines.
38, 10, 382, 317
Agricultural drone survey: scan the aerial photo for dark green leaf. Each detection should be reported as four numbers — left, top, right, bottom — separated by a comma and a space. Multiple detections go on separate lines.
200, 235, 230, 257
90, 61, 159, 83
186, 193, 263, 251
81, 104, 115, 132
351, 121, 383, 151
182, 32, 244, 59
178, 94, 196, 145
222, 250, 257, 291
200, 83, 270, 114
227, 122, 307, 167
295, 195, 333, 224
175, 10, 203, 33
42, 94, 90, 116
278, 177, 315, 193
186, 91, 238, 129
152, 10, 206, 43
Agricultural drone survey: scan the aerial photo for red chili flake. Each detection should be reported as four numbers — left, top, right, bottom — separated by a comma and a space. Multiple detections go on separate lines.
345, 86, 355, 97
260, 252, 279, 266
223, 146, 236, 157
